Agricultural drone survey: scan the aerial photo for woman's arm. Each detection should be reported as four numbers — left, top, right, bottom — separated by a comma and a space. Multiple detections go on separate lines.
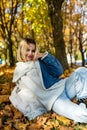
34, 51, 63, 78
41, 53, 63, 77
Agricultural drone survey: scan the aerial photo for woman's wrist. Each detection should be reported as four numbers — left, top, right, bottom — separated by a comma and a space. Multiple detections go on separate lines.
34, 51, 48, 60
41, 51, 48, 59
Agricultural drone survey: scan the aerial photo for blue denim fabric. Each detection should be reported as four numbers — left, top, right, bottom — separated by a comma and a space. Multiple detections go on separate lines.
52, 67, 87, 123
65, 67, 87, 100
39, 53, 63, 89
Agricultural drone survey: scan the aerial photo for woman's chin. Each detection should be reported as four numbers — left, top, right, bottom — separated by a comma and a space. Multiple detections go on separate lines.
26, 58, 33, 61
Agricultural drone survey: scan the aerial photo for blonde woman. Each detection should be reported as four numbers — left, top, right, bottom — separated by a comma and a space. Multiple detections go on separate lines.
10, 37, 87, 123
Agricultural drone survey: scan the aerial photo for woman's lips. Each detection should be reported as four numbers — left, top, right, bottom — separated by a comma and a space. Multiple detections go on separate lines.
27, 55, 34, 60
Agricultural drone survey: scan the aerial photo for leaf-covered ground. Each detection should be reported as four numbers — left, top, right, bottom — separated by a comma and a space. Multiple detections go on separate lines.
0, 65, 87, 130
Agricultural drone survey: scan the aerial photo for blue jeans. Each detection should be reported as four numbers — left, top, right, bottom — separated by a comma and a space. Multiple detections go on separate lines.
52, 67, 87, 123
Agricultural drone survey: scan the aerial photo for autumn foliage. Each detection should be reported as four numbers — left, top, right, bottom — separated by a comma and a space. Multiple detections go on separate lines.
0, 65, 87, 130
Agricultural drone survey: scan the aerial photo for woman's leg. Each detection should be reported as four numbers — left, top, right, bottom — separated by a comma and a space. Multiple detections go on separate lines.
52, 90, 87, 123
65, 67, 87, 100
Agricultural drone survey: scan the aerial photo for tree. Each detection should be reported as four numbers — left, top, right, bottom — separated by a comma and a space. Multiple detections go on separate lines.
75, 0, 87, 66
0, 0, 22, 66
23, 0, 53, 53
45, 0, 69, 70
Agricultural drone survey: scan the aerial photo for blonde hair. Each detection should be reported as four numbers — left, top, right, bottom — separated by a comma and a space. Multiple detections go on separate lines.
17, 38, 36, 62
17, 39, 28, 62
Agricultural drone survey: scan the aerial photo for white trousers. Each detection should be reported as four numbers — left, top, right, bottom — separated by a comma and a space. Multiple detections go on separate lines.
52, 67, 87, 123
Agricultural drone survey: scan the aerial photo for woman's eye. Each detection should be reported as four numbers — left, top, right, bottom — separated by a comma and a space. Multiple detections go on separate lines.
32, 50, 35, 53
26, 49, 35, 53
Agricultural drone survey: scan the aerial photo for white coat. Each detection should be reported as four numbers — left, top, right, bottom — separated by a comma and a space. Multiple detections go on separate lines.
9, 61, 66, 120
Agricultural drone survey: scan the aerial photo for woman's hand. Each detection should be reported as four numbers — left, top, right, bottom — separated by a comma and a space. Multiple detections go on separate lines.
34, 51, 45, 60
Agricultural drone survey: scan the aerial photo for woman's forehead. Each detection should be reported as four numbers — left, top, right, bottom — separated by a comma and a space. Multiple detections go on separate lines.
27, 43, 36, 49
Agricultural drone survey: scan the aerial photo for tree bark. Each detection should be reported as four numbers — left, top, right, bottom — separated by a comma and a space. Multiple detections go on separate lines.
45, 0, 68, 70
8, 39, 15, 66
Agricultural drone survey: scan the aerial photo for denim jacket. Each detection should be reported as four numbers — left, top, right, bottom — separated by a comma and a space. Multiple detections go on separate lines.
39, 53, 64, 89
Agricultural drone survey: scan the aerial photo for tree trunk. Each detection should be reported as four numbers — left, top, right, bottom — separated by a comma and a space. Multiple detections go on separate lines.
8, 39, 15, 66
45, 0, 68, 70
79, 40, 85, 66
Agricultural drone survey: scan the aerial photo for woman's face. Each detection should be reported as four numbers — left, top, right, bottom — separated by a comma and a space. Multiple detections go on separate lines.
25, 43, 36, 61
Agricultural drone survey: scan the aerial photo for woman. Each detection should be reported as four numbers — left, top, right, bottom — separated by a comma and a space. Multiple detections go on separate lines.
9, 37, 87, 123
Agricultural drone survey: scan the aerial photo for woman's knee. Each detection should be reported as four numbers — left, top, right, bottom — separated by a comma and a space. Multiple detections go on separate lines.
75, 67, 87, 73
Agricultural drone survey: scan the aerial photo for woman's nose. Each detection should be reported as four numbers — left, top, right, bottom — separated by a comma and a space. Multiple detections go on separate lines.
29, 51, 32, 55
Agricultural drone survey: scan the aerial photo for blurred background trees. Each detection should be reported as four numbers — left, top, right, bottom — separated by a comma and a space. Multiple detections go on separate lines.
0, 0, 87, 70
